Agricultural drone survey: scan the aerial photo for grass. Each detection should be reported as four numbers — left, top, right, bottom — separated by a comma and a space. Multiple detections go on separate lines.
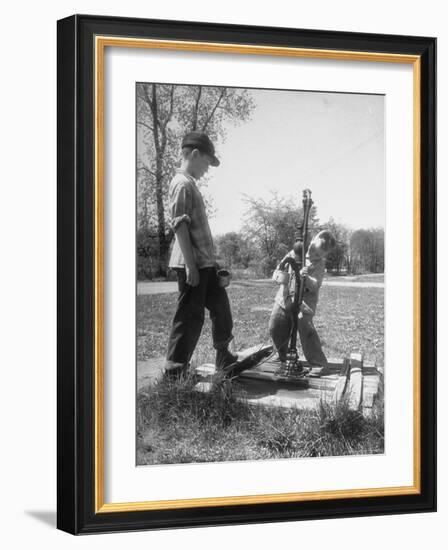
325, 273, 385, 283
137, 372, 384, 465
136, 278, 384, 465
137, 280, 384, 368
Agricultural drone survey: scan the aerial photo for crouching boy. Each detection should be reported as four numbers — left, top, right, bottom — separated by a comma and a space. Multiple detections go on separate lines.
269, 230, 336, 370
164, 131, 237, 379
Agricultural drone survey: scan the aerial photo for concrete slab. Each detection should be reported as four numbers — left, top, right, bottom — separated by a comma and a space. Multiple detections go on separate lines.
137, 357, 165, 390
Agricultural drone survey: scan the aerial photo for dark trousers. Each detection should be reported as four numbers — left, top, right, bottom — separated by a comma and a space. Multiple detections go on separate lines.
269, 303, 328, 367
165, 267, 234, 369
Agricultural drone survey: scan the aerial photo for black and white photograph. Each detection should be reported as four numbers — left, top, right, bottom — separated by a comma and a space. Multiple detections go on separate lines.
136, 82, 385, 466
52, 10, 436, 536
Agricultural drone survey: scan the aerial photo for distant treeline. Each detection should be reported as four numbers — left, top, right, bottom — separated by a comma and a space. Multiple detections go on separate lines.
137, 193, 384, 280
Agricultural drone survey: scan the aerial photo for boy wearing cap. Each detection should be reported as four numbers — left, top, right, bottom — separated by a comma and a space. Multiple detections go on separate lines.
269, 230, 336, 371
164, 131, 237, 378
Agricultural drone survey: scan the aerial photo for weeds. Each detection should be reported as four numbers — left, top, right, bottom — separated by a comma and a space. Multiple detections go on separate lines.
137, 373, 384, 465
136, 278, 384, 464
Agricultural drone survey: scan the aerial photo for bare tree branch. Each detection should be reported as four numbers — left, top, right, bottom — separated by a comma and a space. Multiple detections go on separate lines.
160, 86, 175, 153
138, 84, 153, 108
136, 90, 148, 104
137, 121, 154, 132
192, 86, 202, 130
137, 165, 156, 177
165, 86, 175, 127
149, 84, 161, 155
202, 88, 226, 131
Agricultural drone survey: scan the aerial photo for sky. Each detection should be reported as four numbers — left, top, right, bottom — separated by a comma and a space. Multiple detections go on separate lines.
204, 88, 385, 236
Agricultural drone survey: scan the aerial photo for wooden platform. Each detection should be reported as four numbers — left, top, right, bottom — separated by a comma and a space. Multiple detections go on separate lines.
194, 348, 381, 416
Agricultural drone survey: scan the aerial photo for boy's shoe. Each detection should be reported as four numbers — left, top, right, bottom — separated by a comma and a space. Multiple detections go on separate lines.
308, 365, 324, 378
271, 354, 287, 373
215, 348, 239, 371
219, 345, 274, 379
162, 361, 190, 381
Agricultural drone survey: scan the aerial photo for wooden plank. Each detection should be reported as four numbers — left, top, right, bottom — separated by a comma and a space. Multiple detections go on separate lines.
305, 358, 344, 376
362, 386, 376, 408
307, 376, 339, 391
361, 360, 377, 375
225, 346, 377, 377
333, 357, 351, 404
240, 368, 309, 387
239, 365, 339, 391
346, 353, 363, 410
308, 358, 374, 375
236, 350, 349, 374
362, 375, 381, 408
195, 356, 379, 416
237, 344, 273, 360
257, 373, 336, 391
137, 358, 165, 390
242, 390, 334, 410
251, 362, 279, 374
195, 377, 334, 410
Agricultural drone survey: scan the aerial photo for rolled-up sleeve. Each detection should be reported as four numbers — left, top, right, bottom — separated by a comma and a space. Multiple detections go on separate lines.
170, 183, 192, 232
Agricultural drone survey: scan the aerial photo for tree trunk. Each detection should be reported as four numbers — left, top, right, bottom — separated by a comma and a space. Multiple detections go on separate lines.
154, 165, 168, 276
144, 84, 172, 276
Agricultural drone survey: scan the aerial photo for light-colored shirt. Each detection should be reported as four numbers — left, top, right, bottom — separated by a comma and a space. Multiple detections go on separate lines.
168, 169, 216, 269
273, 250, 326, 315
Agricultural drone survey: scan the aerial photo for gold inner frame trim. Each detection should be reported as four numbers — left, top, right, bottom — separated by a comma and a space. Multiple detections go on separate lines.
94, 35, 421, 514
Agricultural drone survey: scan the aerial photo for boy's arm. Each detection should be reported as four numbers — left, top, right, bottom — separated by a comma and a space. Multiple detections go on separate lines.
274, 250, 295, 272
170, 182, 199, 287
300, 262, 324, 291
175, 222, 199, 287
272, 250, 293, 282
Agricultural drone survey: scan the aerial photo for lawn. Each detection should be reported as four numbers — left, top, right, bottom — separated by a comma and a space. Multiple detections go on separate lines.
137, 375, 384, 465
136, 279, 384, 465
137, 279, 384, 368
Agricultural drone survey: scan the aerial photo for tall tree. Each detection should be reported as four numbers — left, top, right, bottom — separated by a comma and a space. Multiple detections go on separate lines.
323, 217, 352, 274
242, 192, 319, 275
136, 83, 255, 275
215, 232, 253, 268
369, 228, 385, 272
350, 228, 384, 274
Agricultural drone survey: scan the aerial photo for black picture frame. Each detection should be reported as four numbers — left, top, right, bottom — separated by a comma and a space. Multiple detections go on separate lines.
57, 14, 436, 534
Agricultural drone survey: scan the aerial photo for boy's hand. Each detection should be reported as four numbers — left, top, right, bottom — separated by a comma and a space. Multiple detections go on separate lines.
300, 266, 309, 277
299, 302, 314, 316
186, 264, 200, 287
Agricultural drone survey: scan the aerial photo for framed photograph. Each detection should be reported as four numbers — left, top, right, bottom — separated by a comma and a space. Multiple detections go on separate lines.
57, 14, 436, 534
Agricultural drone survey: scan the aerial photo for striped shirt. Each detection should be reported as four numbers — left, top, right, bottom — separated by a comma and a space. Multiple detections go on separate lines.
168, 169, 216, 269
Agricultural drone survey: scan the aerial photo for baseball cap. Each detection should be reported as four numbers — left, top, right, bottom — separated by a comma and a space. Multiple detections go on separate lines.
181, 131, 220, 167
